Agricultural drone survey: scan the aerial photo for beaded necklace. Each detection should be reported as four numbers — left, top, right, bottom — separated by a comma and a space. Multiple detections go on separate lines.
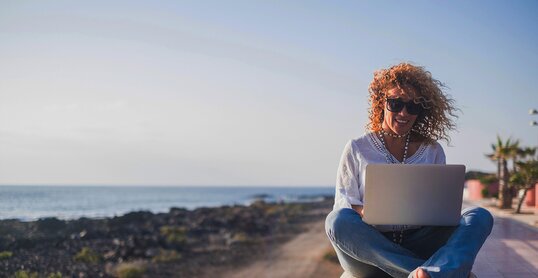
379, 129, 409, 139
377, 130, 410, 244
378, 131, 410, 164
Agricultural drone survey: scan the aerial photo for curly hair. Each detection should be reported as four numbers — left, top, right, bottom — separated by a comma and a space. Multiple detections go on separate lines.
367, 63, 458, 144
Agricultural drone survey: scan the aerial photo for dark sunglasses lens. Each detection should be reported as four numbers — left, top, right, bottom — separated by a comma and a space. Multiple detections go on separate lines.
406, 103, 423, 115
387, 99, 404, 112
387, 98, 423, 115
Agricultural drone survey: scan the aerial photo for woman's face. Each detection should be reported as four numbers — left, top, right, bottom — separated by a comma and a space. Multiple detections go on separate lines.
382, 87, 419, 136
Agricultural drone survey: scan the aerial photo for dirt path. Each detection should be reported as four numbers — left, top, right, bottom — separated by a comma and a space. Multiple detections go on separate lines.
222, 219, 343, 278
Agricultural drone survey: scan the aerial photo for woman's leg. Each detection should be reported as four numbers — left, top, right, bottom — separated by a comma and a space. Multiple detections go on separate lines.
325, 208, 425, 278
406, 207, 494, 278
332, 244, 393, 278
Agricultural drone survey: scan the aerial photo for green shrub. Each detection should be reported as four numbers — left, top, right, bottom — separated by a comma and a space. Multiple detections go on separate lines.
479, 174, 498, 185
0, 251, 13, 260
13, 271, 38, 278
152, 249, 182, 263
160, 226, 187, 245
74, 247, 101, 264
284, 204, 304, 217
265, 206, 283, 216
481, 188, 490, 198
115, 262, 146, 278
47, 272, 63, 278
465, 171, 492, 181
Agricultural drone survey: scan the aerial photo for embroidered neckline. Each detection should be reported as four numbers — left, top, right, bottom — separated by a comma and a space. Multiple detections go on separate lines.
368, 132, 426, 163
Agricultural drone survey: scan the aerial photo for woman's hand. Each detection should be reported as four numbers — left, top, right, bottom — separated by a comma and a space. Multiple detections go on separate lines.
351, 205, 364, 218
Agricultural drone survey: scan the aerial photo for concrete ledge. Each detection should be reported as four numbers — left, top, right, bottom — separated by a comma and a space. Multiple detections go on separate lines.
464, 198, 538, 232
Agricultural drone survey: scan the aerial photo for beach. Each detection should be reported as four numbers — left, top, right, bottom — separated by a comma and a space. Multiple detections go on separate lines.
0, 197, 340, 278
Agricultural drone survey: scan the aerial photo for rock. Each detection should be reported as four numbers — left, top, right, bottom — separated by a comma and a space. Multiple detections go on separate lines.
144, 248, 159, 258
36, 217, 66, 233
103, 250, 116, 260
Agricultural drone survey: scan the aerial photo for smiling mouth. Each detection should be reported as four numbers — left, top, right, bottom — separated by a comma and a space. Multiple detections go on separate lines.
395, 119, 409, 124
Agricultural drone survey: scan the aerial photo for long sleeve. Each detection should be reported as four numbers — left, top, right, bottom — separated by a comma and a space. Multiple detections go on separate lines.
433, 142, 446, 165
334, 140, 363, 210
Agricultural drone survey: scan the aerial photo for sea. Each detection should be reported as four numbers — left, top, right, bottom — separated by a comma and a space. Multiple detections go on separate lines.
0, 185, 334, 221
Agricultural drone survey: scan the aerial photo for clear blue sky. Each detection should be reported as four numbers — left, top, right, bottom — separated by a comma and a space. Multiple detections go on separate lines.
1, 1, 537, 186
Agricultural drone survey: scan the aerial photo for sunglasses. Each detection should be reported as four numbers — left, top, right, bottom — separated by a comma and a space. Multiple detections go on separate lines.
385, 98, 424, 115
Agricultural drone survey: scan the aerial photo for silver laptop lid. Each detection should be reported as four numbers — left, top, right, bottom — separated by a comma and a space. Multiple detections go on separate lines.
363, 164, 465, 226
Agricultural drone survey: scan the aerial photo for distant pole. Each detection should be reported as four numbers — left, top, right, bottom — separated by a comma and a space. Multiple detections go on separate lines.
531, 109, 537, 147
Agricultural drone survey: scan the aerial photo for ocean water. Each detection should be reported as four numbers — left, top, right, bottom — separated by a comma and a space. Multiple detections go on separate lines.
0, 185, 334, 221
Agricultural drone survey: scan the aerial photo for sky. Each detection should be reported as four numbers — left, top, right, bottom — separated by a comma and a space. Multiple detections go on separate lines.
1, 1, 537, 186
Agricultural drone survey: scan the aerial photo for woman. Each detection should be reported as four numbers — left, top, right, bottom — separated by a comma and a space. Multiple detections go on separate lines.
325, 63, 493, 278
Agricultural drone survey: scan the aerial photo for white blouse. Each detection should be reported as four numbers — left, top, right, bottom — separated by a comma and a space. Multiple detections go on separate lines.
333, 132, 446, 231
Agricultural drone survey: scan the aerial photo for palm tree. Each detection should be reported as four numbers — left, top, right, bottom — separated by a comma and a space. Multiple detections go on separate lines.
486, 136, 519, 209
516, 147, 537, 161
510, 156, 538, 213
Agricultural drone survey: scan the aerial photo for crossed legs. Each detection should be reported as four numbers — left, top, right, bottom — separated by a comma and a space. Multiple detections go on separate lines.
325, 207, 493, 278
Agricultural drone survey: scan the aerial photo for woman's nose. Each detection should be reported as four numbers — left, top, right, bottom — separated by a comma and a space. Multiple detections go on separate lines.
398, 106, 411, 116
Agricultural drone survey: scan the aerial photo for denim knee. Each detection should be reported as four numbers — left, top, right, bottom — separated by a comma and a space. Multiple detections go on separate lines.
325, 208, 361, 241
462, 207, 494, 233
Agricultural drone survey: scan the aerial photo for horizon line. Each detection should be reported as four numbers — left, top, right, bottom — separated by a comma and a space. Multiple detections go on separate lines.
0, 184, 334, 188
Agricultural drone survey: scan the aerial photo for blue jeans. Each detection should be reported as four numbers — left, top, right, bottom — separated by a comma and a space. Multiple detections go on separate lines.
325, 207, 493, 278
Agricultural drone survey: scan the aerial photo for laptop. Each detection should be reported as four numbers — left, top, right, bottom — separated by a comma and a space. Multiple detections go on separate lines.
362, 164, 465, 226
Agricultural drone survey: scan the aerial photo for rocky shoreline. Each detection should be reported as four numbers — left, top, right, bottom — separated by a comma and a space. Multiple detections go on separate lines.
0, 197, 333, 278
